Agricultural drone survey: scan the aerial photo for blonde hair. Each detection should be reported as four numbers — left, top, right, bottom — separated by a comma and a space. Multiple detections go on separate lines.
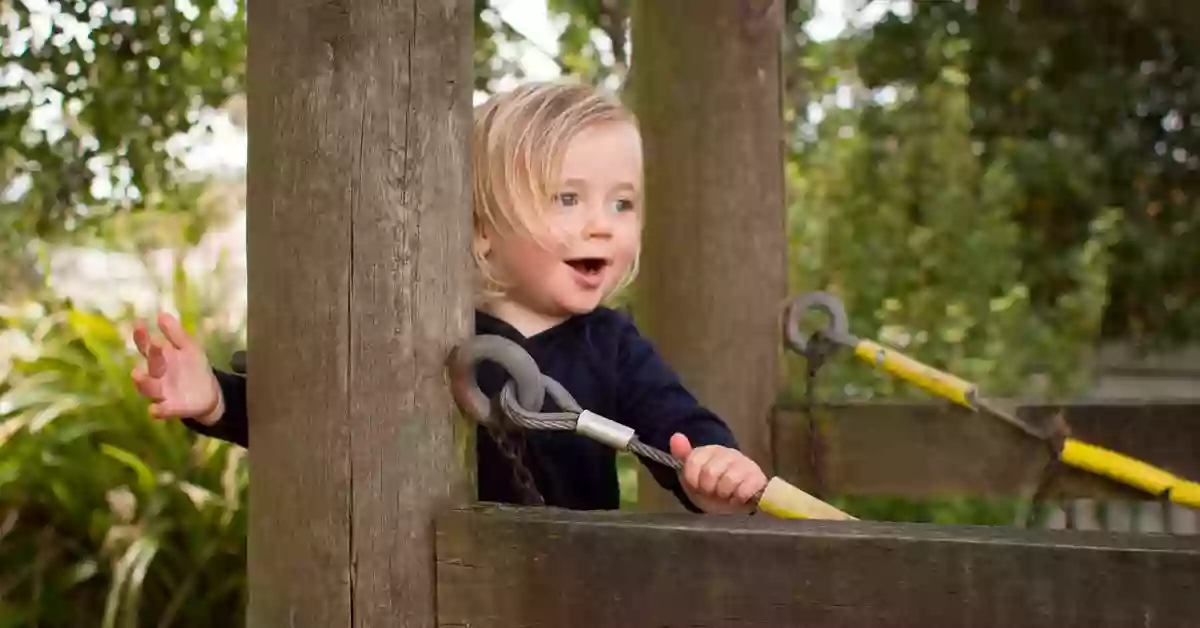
472, 80, 641, 300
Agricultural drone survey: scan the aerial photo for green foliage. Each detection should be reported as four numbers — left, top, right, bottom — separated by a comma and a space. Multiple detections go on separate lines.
827, 495, 1025, 527
0, 272, 246, 627
778, 41, 1124, 527
0, 0, 248, 305
474, 0, 551, 93
854, 0, 1200, 346
545, 0, 628, 87
1, 0, 246, 236
785, 60, 1120, 404
616, 451, 638, 509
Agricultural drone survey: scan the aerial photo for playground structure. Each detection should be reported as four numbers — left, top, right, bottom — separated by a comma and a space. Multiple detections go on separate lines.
241, 1, 1199, 627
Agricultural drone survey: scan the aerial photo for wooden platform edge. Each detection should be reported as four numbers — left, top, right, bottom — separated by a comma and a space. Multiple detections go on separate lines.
435, 505, 1200, 628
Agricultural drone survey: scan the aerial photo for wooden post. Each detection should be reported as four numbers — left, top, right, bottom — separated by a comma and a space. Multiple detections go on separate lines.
630, 0, 787, 510
244, 1, 473, 626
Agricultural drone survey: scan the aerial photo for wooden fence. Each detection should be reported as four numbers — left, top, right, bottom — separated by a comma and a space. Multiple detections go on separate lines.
769, 400, 1200, 535
435, 400, 1200, 627
437, 506, 1199, 628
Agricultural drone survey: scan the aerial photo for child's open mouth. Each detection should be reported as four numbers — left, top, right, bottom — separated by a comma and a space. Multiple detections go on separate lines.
565, 257, 609, 276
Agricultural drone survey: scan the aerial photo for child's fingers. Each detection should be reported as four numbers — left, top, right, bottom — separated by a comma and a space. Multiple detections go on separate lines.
157, 312, 195, 352
148, 401, 170, 419
697, 451, 736, 494
733, 473, 766, 505
682, 446, 717, 490
715, 465, 749, 500
147, 343, 169, 378
132, 321, 154, 359
149, 399, 187, 420
132, 321, 148, 357
669, 433, 693, 460
131, 366, 164, 401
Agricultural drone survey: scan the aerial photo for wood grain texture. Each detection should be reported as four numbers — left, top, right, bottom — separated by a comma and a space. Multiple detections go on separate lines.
629, 0, 787, 512
772, 401, 1200, 499
435, 505, 1200, 628
245, 0, 474, 626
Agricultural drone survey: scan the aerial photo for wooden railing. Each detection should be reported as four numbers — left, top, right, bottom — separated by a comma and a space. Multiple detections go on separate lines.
769, 400, 1200, 534
436, 505, 1200, 627
434, 401, 1200, 626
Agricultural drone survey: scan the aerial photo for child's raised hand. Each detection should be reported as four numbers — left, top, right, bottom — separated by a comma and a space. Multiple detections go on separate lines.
131, 312, 222, 425
669, 433, 768, 514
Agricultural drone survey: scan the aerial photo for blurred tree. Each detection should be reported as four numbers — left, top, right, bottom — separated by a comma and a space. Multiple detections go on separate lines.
854, 0, 1200, 347
546, 0, 628, 86
0, 0, 246, 240
787, 46, 1121, 403
0, 0, 624, 301
0, 0, 632, 236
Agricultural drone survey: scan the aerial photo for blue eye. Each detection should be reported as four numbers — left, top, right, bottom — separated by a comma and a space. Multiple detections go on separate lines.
553, 192, 580, 208
612, 199, 635, 212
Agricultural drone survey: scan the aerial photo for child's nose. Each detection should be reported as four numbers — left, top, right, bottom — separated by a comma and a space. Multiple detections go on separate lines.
581, 203, 614, 237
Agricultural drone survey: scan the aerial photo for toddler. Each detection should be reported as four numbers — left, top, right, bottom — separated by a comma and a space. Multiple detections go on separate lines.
130, 81, 767, 514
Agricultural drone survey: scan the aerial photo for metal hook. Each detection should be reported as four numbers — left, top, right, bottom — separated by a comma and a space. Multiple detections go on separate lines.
783, 291, 857, 356
447, 334, 547, 427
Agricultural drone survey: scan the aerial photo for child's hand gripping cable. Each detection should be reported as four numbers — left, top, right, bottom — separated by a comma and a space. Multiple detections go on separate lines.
447, 335, 858, 521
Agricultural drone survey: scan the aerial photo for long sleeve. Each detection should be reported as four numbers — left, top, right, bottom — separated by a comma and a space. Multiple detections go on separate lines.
613, 316, 740, 512
182, 369, 249, 447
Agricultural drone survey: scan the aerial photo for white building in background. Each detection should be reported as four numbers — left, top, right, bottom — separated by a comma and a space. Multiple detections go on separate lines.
44, 203, 247, 330
42, 94, 250, 331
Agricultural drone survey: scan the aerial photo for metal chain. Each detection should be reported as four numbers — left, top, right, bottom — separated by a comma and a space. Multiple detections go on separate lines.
483, 398, 546, 506
483, 375, 596, 507
800, 331, 834, 499
804, 359, 825, 498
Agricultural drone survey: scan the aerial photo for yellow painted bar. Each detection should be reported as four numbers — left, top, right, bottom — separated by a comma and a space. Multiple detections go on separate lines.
756, 477, 858, 521
1060, 438, 1200, 508
853, 339, 976, 408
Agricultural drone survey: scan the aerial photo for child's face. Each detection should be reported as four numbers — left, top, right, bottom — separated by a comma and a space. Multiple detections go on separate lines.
485, 120, 642, 326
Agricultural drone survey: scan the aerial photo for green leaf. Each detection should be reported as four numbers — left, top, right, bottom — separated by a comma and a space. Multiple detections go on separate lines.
100, 445, 156, 497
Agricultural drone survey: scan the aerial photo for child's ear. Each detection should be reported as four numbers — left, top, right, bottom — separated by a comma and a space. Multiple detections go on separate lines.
472, 224, 491, 258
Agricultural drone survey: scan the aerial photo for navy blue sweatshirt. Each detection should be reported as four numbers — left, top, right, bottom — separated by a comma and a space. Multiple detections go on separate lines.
183, 307, 740, 512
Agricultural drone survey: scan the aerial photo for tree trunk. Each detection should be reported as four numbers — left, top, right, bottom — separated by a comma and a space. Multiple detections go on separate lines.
244, 1, 474, 626
630, 0, 787, 511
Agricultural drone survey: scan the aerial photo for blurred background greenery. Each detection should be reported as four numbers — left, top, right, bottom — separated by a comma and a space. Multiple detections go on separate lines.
3, 0, 1199, 624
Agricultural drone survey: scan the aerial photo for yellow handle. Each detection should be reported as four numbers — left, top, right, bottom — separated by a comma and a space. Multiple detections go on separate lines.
1060, 438, 1200, 508
853, 339, 976, 408
756, 477, 858, 521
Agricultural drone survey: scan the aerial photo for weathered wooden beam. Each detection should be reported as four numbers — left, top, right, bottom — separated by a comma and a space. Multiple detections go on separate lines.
436, 505, 1200, 628
245, 1, 474, 626
772, 401, 1200, 500
630, 0, 788, 512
